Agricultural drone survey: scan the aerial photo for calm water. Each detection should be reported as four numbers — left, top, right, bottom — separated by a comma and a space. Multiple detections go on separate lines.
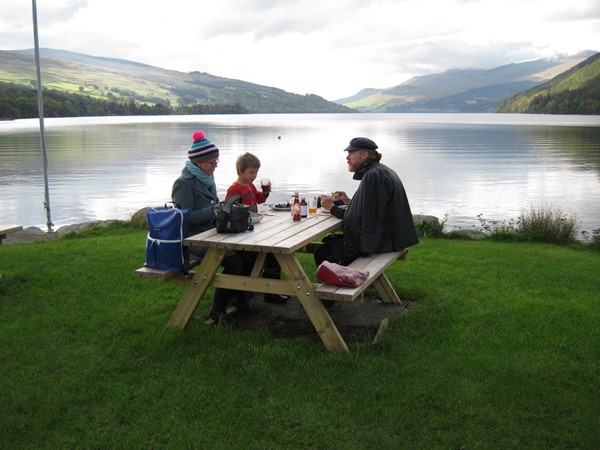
1, 113, 600, 234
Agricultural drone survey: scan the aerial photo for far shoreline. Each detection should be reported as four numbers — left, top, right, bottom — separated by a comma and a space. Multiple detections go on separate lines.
5, 213, 473, 245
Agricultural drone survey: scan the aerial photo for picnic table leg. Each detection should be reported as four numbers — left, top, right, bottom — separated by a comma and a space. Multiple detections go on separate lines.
166, 247, 226, 329
250, 252, 267, 278
373, 274, 402, 304
275, 253, 349, 353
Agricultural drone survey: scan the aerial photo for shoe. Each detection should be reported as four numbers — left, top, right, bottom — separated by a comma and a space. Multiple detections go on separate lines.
264, 293, 290, 304
208, 309, 238, 327
232, 295, 252, 312
321, 300, 335, 309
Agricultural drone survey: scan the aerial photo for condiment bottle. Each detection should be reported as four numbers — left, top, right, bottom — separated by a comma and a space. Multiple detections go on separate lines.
291, 192, 299, 216
292, 194, 301, 221
300, 198, 308, 218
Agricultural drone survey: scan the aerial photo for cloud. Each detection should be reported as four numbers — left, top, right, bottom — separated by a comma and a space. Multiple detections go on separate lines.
0, 0, 598, 100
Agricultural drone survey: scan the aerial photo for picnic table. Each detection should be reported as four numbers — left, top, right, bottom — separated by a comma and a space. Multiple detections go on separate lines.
165, 209, 408, 352
0, 225, 23, 244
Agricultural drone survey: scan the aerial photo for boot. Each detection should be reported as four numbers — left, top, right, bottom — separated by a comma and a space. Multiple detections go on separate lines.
262, 265, 290, 304
264, 293, 290, 304
208, 309, 238, 327
209, 290, 237, 326
232, 291, 253, 311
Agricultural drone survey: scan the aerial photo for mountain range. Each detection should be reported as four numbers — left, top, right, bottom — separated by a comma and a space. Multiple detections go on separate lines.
336, 51, 597, 113
0, 48, 352, 114
495, 52, 600, 114
0, 48, 598, 115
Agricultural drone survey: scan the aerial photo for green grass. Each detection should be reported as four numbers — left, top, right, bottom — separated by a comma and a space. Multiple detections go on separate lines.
1, 224, 599, 449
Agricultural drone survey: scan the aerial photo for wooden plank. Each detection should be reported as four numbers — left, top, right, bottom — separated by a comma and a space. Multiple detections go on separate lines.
275, 253, 349, 353
314, 249, 408, 302
0, 225, 23, 234
373, 318, 389, 344
182, 213, 341, 254
208, 274, 296, 297
0, 225, 23, 244
166, 247, 226, 329
134, 266, 172, 280
372, 275, 401, 304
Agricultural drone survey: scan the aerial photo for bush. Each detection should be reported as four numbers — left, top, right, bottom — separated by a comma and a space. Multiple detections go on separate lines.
415, 215, 446, 238
581, 228, 600, 251
518, 204, 579, 244
478, 203, 579, 245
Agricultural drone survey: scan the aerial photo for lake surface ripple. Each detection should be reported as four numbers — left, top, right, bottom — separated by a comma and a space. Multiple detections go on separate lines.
1, 113, 599, 234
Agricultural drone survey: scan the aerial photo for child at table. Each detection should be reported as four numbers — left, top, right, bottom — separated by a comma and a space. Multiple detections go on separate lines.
226, 152, 290, 307
226, 152, 269, 212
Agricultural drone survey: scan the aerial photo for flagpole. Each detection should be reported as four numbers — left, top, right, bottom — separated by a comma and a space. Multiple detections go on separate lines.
32, 0, 53, 233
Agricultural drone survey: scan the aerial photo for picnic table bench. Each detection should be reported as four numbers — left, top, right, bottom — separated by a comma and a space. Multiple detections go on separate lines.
0, 225, 23, 244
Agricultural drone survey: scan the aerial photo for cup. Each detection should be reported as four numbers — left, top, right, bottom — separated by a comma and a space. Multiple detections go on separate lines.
308, 198, 317, 215
260, 177, 271, 193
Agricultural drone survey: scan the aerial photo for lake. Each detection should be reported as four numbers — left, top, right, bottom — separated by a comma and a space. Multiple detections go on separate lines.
1, 113, 600, 235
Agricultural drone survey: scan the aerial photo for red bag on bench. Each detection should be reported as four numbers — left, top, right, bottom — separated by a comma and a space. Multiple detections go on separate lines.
316, 261, 369, 288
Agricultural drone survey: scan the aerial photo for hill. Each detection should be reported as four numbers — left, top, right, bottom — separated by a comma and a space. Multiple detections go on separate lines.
495, 52, 600, 114
0, 49, 353, 115
337, 52, 596, 113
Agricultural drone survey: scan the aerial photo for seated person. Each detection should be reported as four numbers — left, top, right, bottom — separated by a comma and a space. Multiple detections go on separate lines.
226, 152, 290, 307
317, 137, 419, 307
171, 130, 243, 325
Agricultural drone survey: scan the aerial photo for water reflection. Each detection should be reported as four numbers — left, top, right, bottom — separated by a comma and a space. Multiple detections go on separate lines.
1, 114, 599, 233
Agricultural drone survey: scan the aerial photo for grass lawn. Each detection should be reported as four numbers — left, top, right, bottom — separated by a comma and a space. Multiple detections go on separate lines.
1, 224, 599, 449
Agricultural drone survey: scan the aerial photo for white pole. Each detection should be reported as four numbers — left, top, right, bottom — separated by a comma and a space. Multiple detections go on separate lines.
32, 0, 53, 233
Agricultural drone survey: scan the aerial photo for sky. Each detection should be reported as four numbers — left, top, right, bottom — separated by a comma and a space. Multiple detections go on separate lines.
1, 0, 599, 101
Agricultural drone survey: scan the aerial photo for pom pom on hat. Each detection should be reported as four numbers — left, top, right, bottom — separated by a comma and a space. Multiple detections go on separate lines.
188, 130, 219, 163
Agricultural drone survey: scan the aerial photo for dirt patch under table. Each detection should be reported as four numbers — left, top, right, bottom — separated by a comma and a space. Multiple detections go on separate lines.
229, 293, 417, 345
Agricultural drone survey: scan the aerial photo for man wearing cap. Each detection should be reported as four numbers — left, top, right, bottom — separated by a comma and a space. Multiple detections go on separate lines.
172, 130, 243, 325
318, 137, 419, 267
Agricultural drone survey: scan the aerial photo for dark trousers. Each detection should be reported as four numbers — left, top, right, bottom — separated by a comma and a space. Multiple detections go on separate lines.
190, 247, 244, 314
314, 233, 356, 267
237, 251, 282, 278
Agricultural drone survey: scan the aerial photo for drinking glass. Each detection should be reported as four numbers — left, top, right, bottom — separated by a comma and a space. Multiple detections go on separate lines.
309, 197, 318, 214
260, 177, 271, 193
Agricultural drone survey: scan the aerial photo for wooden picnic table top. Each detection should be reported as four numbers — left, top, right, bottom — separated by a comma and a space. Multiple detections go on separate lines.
0, 225, 23, 235
0, 225, 23, 244
183, 209, 341, 254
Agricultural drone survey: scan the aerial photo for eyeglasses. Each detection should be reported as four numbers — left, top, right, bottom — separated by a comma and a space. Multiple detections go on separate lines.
203, 159, 219, 167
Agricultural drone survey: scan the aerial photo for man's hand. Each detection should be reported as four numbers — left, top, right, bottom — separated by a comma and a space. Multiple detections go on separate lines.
320, 195, 334, 212
332, 191, 351, 205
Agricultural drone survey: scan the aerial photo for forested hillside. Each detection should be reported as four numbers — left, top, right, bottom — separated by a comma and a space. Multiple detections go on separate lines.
0, 49, 353, 118
0, 82, 249, 119
495, 52, 600, 114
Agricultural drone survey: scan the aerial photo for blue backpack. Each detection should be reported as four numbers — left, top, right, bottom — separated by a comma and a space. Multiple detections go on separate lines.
145, 205, 189, 272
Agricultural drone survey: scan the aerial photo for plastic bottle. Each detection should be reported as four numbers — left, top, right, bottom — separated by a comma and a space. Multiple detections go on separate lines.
300, 198, 308, 218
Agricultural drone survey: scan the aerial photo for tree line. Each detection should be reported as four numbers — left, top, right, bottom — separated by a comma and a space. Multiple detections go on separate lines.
495, 85, 600, 115
0, 82, 249, 120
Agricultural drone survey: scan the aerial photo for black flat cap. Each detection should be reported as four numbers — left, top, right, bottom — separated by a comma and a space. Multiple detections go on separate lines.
343, 137, 378, 152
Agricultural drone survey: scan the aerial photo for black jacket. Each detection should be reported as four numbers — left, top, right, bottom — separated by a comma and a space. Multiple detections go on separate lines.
331, 158, 419, 261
